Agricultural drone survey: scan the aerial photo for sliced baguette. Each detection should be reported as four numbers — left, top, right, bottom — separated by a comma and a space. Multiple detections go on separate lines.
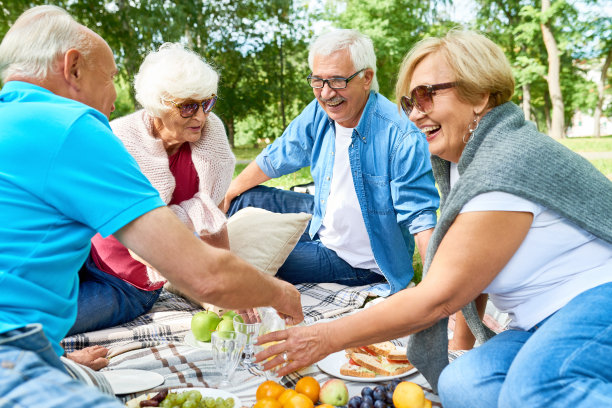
348, 351, 414, 376
339, 361, 377, 378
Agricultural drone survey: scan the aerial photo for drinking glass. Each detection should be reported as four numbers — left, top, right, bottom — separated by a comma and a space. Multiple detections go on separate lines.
211, 330, 246, 388
233, 312, 263, 365
257, 307, 287, 381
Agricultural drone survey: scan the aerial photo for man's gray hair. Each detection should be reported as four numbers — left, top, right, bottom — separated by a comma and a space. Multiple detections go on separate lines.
134, 43, 219, 118
308, 29, 379, 92
0, 5, 92, 82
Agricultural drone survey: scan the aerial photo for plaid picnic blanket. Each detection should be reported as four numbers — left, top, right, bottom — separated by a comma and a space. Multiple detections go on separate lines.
62, 282, 375, 354
62, 282, 508, 407
108, 343, 442, 407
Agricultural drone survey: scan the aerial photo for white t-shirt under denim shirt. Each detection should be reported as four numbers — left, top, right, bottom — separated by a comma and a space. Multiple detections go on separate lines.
318, 123, 381, 273
450, 162, 612, 330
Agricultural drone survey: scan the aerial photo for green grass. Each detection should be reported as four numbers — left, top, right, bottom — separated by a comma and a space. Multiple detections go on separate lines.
558, 135, 612, 152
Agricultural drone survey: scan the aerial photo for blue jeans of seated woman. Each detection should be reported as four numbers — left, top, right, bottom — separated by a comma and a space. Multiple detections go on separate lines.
0, 324, 123, 407
67, 255, 162, 336
227, 186, 385, 286
438, 282, 612, 408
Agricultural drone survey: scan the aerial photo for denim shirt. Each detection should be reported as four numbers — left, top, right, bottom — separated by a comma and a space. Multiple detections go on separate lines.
256, 91, 439, 294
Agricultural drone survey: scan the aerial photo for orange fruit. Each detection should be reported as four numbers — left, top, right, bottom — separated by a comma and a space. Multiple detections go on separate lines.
254, 398, 283, 408
278, 389, 299, 406
423, 398, 432, 408
393, 382, 425, 408
295, 376, 321, 404
256, 380, 286, 401
283, 393, 315, 408
315, 405, 335, 408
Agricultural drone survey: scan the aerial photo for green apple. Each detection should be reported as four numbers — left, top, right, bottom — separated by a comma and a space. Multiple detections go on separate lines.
222, 310, 239, 320
319, 379, 349, 406
215, 318, 235, 333
190, 311, 221, 342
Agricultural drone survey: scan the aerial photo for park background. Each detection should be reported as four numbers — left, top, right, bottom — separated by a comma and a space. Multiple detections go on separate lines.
1, 0, 611, 280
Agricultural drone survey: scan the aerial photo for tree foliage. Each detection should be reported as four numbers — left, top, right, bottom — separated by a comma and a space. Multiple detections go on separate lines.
1, 0, 609, 140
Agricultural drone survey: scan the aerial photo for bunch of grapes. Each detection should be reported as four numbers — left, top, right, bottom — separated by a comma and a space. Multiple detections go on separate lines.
347, 379, 402, 408
139, 390, 235, 408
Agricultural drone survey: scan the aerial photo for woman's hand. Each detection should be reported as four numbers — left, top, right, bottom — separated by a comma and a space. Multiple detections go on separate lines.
254, 323, 334, 377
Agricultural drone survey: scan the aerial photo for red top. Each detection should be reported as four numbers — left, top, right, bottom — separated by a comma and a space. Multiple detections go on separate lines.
91, 143, 199, 290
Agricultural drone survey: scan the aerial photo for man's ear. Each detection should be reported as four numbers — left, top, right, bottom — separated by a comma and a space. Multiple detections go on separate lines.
62, 49, 82, 90
363, 68, 374, 88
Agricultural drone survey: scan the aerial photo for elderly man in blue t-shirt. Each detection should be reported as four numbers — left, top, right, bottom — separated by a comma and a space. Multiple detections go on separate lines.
223, 29, 440, 296
0, 6, 303, 407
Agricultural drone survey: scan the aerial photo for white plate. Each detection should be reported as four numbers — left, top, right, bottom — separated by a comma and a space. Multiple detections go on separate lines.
317, 351, 416, 383
127, 387, 242, 408
102, 369, 164, 395
184, 332, 213, 350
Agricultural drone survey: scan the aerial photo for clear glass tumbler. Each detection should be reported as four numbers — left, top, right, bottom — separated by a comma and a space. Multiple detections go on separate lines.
211, 330, 246, 388
233, 312, 263, 365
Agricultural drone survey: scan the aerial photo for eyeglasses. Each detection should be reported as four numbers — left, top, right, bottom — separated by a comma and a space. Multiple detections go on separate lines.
170, 95, 217, 118
307, 69, 366, 89
400, 82, 456, 115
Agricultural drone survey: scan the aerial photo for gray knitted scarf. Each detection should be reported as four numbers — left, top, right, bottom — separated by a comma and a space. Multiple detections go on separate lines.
406, 102, 612, 393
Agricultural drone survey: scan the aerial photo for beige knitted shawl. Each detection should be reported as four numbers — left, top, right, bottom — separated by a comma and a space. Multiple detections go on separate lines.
110, 110, 235, 236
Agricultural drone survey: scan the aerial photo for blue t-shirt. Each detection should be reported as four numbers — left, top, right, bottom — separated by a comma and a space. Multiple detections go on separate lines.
0, 81, 165, 356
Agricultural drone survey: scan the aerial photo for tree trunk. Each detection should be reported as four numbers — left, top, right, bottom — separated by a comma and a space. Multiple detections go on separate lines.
226, 117, 235, 148
541, 0, 565, 139
594, 48, 612, 138
522, 84, 531, 121
544, 92, 552, 133
278, 34, 287, 130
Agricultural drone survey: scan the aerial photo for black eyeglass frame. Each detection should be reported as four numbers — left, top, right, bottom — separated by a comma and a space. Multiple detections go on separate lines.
170, 94, 218, 118
401, 82, 456, 115
306, 68, 367, 89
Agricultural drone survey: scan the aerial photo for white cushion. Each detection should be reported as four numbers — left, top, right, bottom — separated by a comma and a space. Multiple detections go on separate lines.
166, 207, 311, 311
227, 207, 311, 275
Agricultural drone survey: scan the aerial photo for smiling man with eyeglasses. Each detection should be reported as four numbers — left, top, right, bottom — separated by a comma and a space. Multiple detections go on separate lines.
223, 29, 440, 296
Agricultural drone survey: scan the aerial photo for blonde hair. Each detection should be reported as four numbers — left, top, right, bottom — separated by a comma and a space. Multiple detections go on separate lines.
308, 29, 379, 92
0, 5, 92, 82
396, 30, 514, 109
134, 43, 219, 117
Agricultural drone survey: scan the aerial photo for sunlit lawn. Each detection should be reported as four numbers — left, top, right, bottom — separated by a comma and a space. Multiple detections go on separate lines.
232, 135, 612, 283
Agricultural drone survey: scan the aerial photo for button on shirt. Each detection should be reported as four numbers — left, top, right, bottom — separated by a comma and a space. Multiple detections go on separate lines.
256, 91, 439, 294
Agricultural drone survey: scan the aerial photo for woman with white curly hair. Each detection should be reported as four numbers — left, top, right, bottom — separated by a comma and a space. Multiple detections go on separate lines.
68, 43, 235, 335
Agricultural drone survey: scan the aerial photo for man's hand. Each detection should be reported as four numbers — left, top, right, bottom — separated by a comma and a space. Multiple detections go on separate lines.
273, 280, 304, 326
67, 345, 109, 371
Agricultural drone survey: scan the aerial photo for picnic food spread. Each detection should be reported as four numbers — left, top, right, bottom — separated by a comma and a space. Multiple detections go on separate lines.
341, 342, 414, 378
254, 376, 432, 408
126, 389, 236, 408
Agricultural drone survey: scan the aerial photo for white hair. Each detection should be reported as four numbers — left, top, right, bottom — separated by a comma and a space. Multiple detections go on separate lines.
308, 29, 379, 92
0, 5, 92, 82
134, 43, 219, 117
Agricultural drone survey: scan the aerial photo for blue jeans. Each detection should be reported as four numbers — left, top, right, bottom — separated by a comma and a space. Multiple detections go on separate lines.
438, 282, 612, 407
67, 255, 162, 336
227, 186, 385, 286
0, 324, 123, 407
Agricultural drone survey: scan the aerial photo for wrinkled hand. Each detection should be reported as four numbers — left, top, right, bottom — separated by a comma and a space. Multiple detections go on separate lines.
67, 345, 109, 371
254, 323, 333, 377
274, 280, 304, 326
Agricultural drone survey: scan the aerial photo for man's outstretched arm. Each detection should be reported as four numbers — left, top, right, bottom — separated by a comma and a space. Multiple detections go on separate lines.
115, 206, 304, 325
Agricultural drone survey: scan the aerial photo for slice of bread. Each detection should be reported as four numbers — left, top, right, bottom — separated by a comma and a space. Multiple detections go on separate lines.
348, 352, 414, 377
365, 341, 408, 361
339, 361, 377, 378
